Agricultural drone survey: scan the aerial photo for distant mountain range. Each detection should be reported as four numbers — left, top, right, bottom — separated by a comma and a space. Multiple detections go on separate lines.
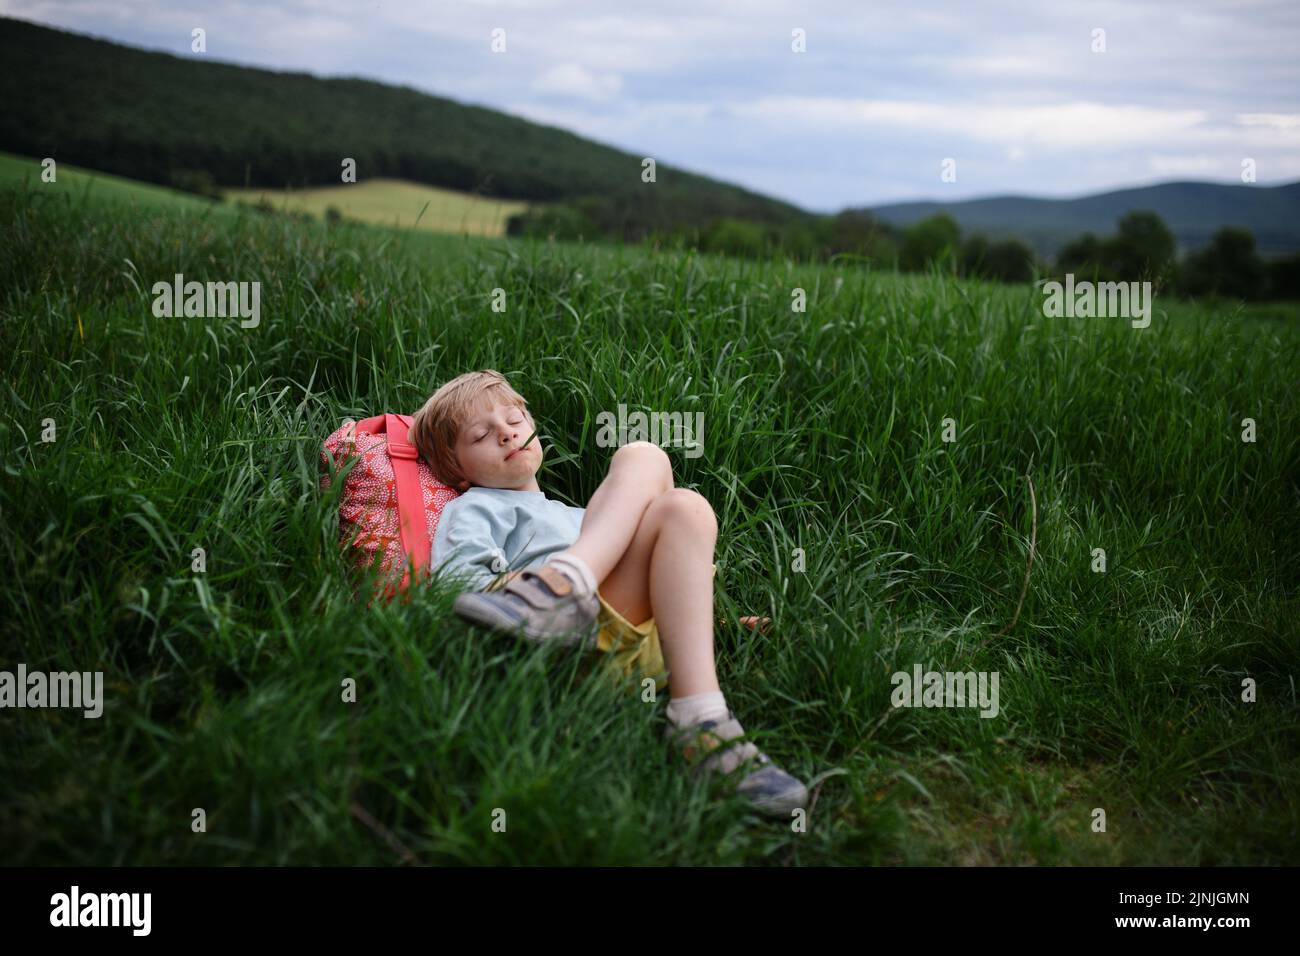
3, 15, 1297, 256
869, 181, 1300, 257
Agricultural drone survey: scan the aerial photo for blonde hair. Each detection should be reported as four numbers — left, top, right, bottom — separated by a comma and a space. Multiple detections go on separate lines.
410, 369, 530, 489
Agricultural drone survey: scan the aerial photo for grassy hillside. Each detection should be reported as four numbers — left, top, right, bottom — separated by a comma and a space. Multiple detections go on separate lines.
1, 174, 1297, 865
0, 16, 810, 239
0, 150, 230, 216
1, 150, 528, 237
872, 181, 1300, 258
226, 179, 529, 237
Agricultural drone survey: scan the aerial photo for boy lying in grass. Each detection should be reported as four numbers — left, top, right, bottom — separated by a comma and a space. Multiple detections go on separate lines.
410, 369, 808, 816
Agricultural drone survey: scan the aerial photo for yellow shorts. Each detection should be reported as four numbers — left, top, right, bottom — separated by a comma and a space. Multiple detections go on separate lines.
588, 563, 717, 698
591, 594, 669, 696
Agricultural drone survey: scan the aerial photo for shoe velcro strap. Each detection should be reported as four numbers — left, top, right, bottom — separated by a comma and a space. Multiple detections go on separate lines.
530, 565, 572, 597
677, 719, 768, 775
502, 567, 572, 610
700, 740, 762, 775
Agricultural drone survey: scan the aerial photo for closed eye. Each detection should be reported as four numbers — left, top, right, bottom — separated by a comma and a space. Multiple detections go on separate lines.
470, 414, 524, 442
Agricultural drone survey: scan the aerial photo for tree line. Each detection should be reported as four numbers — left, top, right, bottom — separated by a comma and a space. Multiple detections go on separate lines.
510, 205, 1300, 301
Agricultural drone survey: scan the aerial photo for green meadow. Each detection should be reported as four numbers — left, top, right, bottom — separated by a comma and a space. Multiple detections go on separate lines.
1, 165, 1297, 865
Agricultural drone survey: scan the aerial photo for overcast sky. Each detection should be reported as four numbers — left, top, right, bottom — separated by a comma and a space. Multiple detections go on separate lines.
5, 0, 1299, 211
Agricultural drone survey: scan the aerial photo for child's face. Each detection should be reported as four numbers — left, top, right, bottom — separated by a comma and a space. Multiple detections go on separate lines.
452, 399, 543, 492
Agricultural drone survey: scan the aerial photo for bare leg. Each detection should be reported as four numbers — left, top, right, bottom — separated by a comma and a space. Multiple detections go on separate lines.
596, 487, 721, 698
563, 442, 672, 582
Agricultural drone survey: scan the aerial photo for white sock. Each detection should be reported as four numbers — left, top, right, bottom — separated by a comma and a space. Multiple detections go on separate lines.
547, 552, 597, 597
666, 691, 730, 729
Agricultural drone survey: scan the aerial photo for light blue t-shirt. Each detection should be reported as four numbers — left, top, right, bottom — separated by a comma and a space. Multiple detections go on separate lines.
430, 486, 587, 592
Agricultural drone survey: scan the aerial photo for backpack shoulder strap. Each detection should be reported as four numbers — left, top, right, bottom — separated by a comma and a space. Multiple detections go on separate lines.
384, 413, 431, 584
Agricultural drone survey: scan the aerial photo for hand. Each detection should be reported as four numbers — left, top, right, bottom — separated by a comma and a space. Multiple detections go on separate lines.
717, 614, 773, 634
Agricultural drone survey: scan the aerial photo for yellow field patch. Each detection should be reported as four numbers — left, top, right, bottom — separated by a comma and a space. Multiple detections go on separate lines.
224, 179, 530, 237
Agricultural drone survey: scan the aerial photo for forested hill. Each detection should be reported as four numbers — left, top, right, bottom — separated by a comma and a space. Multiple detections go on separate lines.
0, 16, 811, 237
871, 181, 1300, 256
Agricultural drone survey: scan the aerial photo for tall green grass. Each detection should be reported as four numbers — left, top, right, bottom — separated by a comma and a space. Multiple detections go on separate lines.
1, 178, 1297, 864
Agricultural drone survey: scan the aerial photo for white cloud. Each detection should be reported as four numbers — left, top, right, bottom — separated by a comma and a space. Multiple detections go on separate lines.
503, 100, 714, 144
924, 53, 1067, 78
1146, 154, 1223, 176
731, 97, 1211, 150
1236, 113, 1300, 129
531, 63, 622, 101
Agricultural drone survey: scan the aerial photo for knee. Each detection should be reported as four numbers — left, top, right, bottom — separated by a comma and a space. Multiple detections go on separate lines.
613, 441, 673, 489
650, 487, 717, 537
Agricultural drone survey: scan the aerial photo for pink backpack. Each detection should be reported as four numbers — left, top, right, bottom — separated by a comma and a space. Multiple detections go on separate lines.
319, 413, 460, 600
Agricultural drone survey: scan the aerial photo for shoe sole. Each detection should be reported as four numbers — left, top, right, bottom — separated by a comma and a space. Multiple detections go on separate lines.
454, 593, 596, 648
742, 782, 810, 817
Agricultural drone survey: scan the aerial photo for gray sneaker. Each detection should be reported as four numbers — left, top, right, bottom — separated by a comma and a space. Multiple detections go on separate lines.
453, 565, 600, 649
665, 711, 809, 817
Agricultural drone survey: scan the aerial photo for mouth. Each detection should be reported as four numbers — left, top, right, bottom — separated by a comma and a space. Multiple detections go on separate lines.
506, 427, 539, 462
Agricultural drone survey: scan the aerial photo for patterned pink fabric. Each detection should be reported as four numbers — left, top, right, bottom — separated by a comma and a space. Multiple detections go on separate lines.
319, 417, 459, 593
